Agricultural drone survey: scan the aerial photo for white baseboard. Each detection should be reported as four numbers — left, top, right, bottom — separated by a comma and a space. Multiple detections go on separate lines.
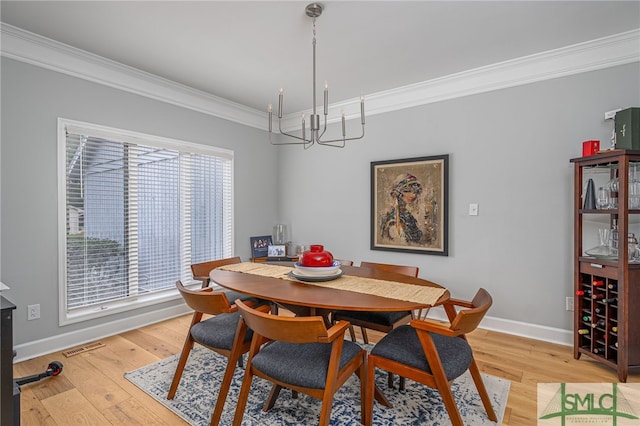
13, 305, 572, 363
12, 304, 191, 363
427, 310, 573, 347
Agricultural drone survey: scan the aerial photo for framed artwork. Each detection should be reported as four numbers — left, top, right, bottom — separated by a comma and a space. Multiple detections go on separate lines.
267, 245, 286, 257
250, 235, 272, 258
371, 154, 449, 256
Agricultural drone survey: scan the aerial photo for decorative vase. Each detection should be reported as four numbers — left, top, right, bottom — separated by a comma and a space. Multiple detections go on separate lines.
300, 245, 334, 267
273, 224, 287, 244
584, 178, 596, 210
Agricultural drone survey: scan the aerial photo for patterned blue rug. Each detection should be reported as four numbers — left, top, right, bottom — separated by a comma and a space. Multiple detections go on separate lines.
125, 345, 509, 425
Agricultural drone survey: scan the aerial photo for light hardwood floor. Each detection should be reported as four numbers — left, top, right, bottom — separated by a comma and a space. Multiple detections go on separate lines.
13, 313, 639, 425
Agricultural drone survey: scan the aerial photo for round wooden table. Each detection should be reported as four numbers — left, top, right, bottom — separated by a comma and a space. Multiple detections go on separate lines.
209, 264, 449, 317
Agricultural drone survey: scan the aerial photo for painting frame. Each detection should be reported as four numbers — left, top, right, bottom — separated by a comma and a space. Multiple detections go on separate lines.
267, 244, 286, 257
250, 235, 273, 259
371, 154, 449, 256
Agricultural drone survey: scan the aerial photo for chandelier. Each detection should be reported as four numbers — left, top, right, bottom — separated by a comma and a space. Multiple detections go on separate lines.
268, 3, 365, 149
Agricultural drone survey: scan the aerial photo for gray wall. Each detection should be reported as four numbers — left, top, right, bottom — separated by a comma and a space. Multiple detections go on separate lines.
1, 58, 278, 347
278, 63, 640, 332
2, 55, 639, 353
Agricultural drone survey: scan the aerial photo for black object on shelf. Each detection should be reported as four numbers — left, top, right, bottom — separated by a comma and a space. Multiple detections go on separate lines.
584, 178, 597, 209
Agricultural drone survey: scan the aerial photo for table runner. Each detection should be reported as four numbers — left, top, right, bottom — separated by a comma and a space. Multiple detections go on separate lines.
217, 262, 446, 306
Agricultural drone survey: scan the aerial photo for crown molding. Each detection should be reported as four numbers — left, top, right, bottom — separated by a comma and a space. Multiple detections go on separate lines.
2, 23, 639, 132
364, 28, 640, 117
0, 23, 265, 130
282, 28, 640, 131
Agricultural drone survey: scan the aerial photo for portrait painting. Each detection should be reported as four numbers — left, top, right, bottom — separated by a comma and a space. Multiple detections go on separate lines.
371, 154, 449, 255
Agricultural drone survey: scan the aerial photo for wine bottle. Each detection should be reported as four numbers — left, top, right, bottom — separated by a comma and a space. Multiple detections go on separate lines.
578, 329, 590, 335
576, 289, 592, 297
592, 319, 606, 328
608, 282, 618, 291
595, 306, 604, 314
612, 326, 618, 333
592, 293, 605, 300
615, 342, 619, 348
593, 346, 605, 354
583, 315, 591, 322
593, 280, 605, 287
604, 297, 618, 304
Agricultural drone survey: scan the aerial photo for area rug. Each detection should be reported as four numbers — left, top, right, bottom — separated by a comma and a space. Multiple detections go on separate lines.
125, 345, 509, 425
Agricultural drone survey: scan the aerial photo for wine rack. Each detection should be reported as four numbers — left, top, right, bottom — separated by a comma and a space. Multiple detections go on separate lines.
576, 274, 618, 361
571, 150, 640, 382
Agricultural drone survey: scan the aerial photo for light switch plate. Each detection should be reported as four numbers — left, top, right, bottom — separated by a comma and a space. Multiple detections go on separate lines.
469, 203, 479, 216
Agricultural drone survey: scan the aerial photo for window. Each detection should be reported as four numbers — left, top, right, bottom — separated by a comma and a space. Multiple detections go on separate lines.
58, 118, 233, 325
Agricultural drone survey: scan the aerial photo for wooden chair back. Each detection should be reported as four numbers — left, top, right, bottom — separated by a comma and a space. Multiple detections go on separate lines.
336, 261, 420, 348
176, 280, 236, 316
360, 261, 419, 277
235, 299, 333, 344
191, 256, 242, 287
449, 288, 492, 334
233, 299, 365, 426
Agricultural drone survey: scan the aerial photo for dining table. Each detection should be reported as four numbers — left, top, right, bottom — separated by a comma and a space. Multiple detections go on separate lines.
209, 261, 450, 408
209, 262, 449, 320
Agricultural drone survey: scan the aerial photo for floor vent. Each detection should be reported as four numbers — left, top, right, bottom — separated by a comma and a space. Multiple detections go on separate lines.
62, 342, 105, 357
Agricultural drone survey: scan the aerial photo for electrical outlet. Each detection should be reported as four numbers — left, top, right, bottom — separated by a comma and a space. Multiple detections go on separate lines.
566, 297, 574, 312
27, 304, 40, 320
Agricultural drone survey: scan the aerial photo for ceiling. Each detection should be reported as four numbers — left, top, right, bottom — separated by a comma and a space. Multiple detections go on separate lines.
1, 1, 639, 114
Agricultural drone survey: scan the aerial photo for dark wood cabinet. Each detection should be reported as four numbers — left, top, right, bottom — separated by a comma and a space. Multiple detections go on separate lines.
571, 150, 640, 382
1, 296, 16, 425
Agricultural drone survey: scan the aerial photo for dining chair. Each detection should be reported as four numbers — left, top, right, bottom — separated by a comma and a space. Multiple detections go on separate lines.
232, 299, 367, 426
364, 288, 497, 426
191, 256, 260, 304
332, 261, 419, 345
191, 256, 243, 288
168, 280, 260, 426
332, 261, 419, 390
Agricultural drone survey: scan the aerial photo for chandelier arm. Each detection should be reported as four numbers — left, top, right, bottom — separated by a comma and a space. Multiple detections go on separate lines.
316, 139, 345, 148
317, 115, 328, 140
270, 139, 315, 146
276, 118, 313, 144
271, 129, 314, 146
317, 125, 365, 144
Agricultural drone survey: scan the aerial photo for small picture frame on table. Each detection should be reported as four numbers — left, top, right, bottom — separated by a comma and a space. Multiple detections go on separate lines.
267, 245, 286, 257
250, 235, 272, 259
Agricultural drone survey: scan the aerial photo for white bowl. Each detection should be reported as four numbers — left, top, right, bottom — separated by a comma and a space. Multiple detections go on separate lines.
294, 261, 342, 276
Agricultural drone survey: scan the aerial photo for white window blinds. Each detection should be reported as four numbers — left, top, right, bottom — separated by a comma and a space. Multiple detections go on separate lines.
59, 119, 233, 324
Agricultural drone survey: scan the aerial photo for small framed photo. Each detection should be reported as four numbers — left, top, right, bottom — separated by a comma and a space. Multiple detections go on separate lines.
250, 235, 272, 258
267, 244, 286, 257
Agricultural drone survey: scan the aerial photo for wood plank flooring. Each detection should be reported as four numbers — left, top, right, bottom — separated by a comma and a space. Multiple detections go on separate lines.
13, 313, 639, 425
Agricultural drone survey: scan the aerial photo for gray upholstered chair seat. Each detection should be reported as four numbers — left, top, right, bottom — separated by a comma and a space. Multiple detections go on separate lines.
190, 311, 253, 350
333, 309, 411, 326
371, 325, 472, 381
251, 340, 363, 389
